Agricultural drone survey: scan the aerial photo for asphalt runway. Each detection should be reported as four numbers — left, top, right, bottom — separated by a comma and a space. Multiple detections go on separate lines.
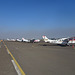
2, 41, 75, 75
0, 41, 17, 75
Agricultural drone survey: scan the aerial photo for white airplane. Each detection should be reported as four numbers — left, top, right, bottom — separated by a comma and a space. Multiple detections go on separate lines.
10, 39, 16, 41
67, 37, 75, 45
22, 38, 30, 42
7, 38, 16, 41
16, 39, 22, 42
7, 38, 10, 41
34, 39, 40, 43
30, 38, 40, 43
42, 36, 68, 45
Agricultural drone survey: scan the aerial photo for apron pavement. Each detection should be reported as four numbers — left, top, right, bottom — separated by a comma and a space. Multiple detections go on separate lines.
0, 42, 17, 75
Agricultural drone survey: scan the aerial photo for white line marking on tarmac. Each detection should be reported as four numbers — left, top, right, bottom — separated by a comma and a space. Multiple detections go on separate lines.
6, 49, 10, 54
11, 60, 22, 75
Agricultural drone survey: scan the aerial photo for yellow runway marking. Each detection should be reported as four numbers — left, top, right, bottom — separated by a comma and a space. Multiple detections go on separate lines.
3, 41, 26, 75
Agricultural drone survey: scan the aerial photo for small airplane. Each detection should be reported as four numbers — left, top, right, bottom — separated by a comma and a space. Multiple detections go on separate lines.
16, 39, 22, 42
67, 37, 75, 45
42, 36, 68, 45
22, 38, 30, 42
34, 39, 40, 43
7, 38, 10, 41
10, 39, 16, 41
7, 38, 16, 41
30, 38, 40, 43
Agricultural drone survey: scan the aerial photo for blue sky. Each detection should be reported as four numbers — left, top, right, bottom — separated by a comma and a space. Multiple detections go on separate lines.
0, 0, 75, 39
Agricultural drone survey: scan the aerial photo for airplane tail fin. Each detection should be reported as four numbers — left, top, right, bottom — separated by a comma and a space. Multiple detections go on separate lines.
22, 38, 26, 42
22, 38, 24, 41
42, 36, 49, 42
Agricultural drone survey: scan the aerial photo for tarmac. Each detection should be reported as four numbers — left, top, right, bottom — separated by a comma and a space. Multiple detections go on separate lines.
0, 41, 17, 75
0, 41, 75, 75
